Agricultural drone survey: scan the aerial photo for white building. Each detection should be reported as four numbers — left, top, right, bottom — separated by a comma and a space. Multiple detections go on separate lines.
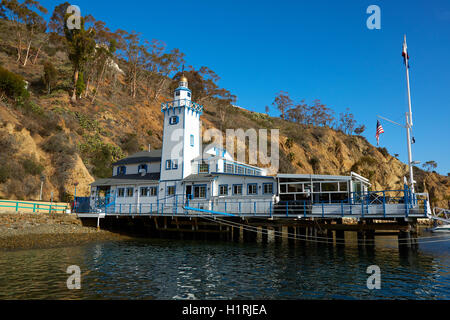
87, 75, 429, 218
89, 76, 277, 215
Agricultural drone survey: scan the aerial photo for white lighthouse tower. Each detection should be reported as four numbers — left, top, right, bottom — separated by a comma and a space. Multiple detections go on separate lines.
160, 75, 203, 183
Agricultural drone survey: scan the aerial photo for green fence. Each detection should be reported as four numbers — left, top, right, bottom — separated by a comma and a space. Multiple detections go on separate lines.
0, 200, 69, 213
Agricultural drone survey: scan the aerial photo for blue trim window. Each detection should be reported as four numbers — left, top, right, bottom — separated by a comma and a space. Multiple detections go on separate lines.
193, 184, 207, 199
219, 184, 228, 196
233, 184, 243, 195
190, 134, 194, 147
169, 116, 179, 125
126, 187, 134, 197
247, 183, 257, 195
149, 187, 157, 196
165, 160, 172, 170
117, 166, 126, 175
263, 183, 273, 194
138, 164, 148, 172
118, 188, 125, 197
140, 187, 149, 197
199, 162, 209, 173
175, 91, 180, 96
187, 92, 191, 97
167, 186, 176, 196
172, 159, 178, 170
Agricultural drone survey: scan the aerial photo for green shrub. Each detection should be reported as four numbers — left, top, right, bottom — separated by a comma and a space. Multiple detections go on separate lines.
42, 132, 76, 154
21, 158, 44, 176
377, 147, 389, 158
309, 156, 320, 173
121, 133, 140, 154
0, 165, 9, 183
0, 66, 29, 100
287, 152, 295, 162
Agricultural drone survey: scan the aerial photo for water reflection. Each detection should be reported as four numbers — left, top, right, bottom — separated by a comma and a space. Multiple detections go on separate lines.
0, 234, 448, 299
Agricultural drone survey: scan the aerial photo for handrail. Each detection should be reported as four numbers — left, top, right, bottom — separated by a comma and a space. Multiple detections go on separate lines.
0, 200, 69, 213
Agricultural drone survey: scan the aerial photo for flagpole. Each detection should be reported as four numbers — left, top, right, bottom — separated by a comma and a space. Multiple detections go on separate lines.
405, 36, 413, 126
403, 35, 415, 193
406, 112, 415, 193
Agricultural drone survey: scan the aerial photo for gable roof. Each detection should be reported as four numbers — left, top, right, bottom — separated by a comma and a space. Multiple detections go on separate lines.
112, 150, 162, 166
91, 172, 161, 186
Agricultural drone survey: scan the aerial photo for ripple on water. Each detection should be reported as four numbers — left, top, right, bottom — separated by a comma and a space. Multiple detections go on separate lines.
0, 236, 449, 299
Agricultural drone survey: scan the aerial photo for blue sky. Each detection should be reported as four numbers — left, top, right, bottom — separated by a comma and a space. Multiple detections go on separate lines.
39, 0, 450, 175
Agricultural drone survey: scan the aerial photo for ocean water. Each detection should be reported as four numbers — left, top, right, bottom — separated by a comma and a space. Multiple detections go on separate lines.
0, 232, 449, 299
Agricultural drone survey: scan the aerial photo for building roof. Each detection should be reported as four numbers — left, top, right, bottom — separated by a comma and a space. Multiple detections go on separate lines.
183, 173, 218, 182
112, 150, 162, 166
91, 172, 161, 186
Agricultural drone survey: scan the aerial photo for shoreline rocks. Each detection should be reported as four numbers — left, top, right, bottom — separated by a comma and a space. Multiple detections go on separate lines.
0, 212, 131, 250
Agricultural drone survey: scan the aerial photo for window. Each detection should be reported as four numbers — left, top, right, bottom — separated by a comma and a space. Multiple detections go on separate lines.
233, 184, 243, 195
167, 186, 176, 196
172, 159, 178, 170
175, 91, 180, 96
169, 116, 179, 125
126, 188, 134, 197
263, 183, 273, 194
117, 166, 126, 175
225, 163, 234, 173
199, 162, 209, 173
219, 184, 228, 196
165, 160, 172, 170
138, 164, 148, 172
190, 134, 194, 147
149, 187, 157, 196
193, 185, 207, 199
187, 92, 191, 97
118, 188, 125, 197
247, 184, 257, 195
237, 166, 244, 174
140, 187, 148, 197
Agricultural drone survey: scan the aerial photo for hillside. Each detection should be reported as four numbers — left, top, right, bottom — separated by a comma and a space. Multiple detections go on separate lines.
0, 18, 448, 209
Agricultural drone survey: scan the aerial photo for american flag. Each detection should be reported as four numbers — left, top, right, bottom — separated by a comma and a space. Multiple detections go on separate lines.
376, 120, 384, 146
402, 35, 410, 67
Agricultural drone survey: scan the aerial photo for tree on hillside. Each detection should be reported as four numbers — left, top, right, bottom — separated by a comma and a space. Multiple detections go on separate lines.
84, 19, 119, 102
354, 124, 366, 135
286, 100, 307, 124
0, 2, 7, 18
170, 66, 233, 104
49, 1, 70, 36
309, 99, 334, 127
336, 108, 357, 135
2, 0, 27, 63
22, 2, 47, 66
64, 14, 96, 101
272, 91, 293, 120
119, 30, 145, 99
2, 0, 47, 66
215, 94, 237, 131
42, 60, 57, 94
142, 40, 185, 103
422, 160, 437, 172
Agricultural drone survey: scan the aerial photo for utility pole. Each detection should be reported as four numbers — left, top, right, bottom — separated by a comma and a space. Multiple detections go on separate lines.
39, 174, 45, 201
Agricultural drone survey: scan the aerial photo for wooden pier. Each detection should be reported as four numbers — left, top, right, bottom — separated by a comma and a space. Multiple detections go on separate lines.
78, 213, 423, 248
